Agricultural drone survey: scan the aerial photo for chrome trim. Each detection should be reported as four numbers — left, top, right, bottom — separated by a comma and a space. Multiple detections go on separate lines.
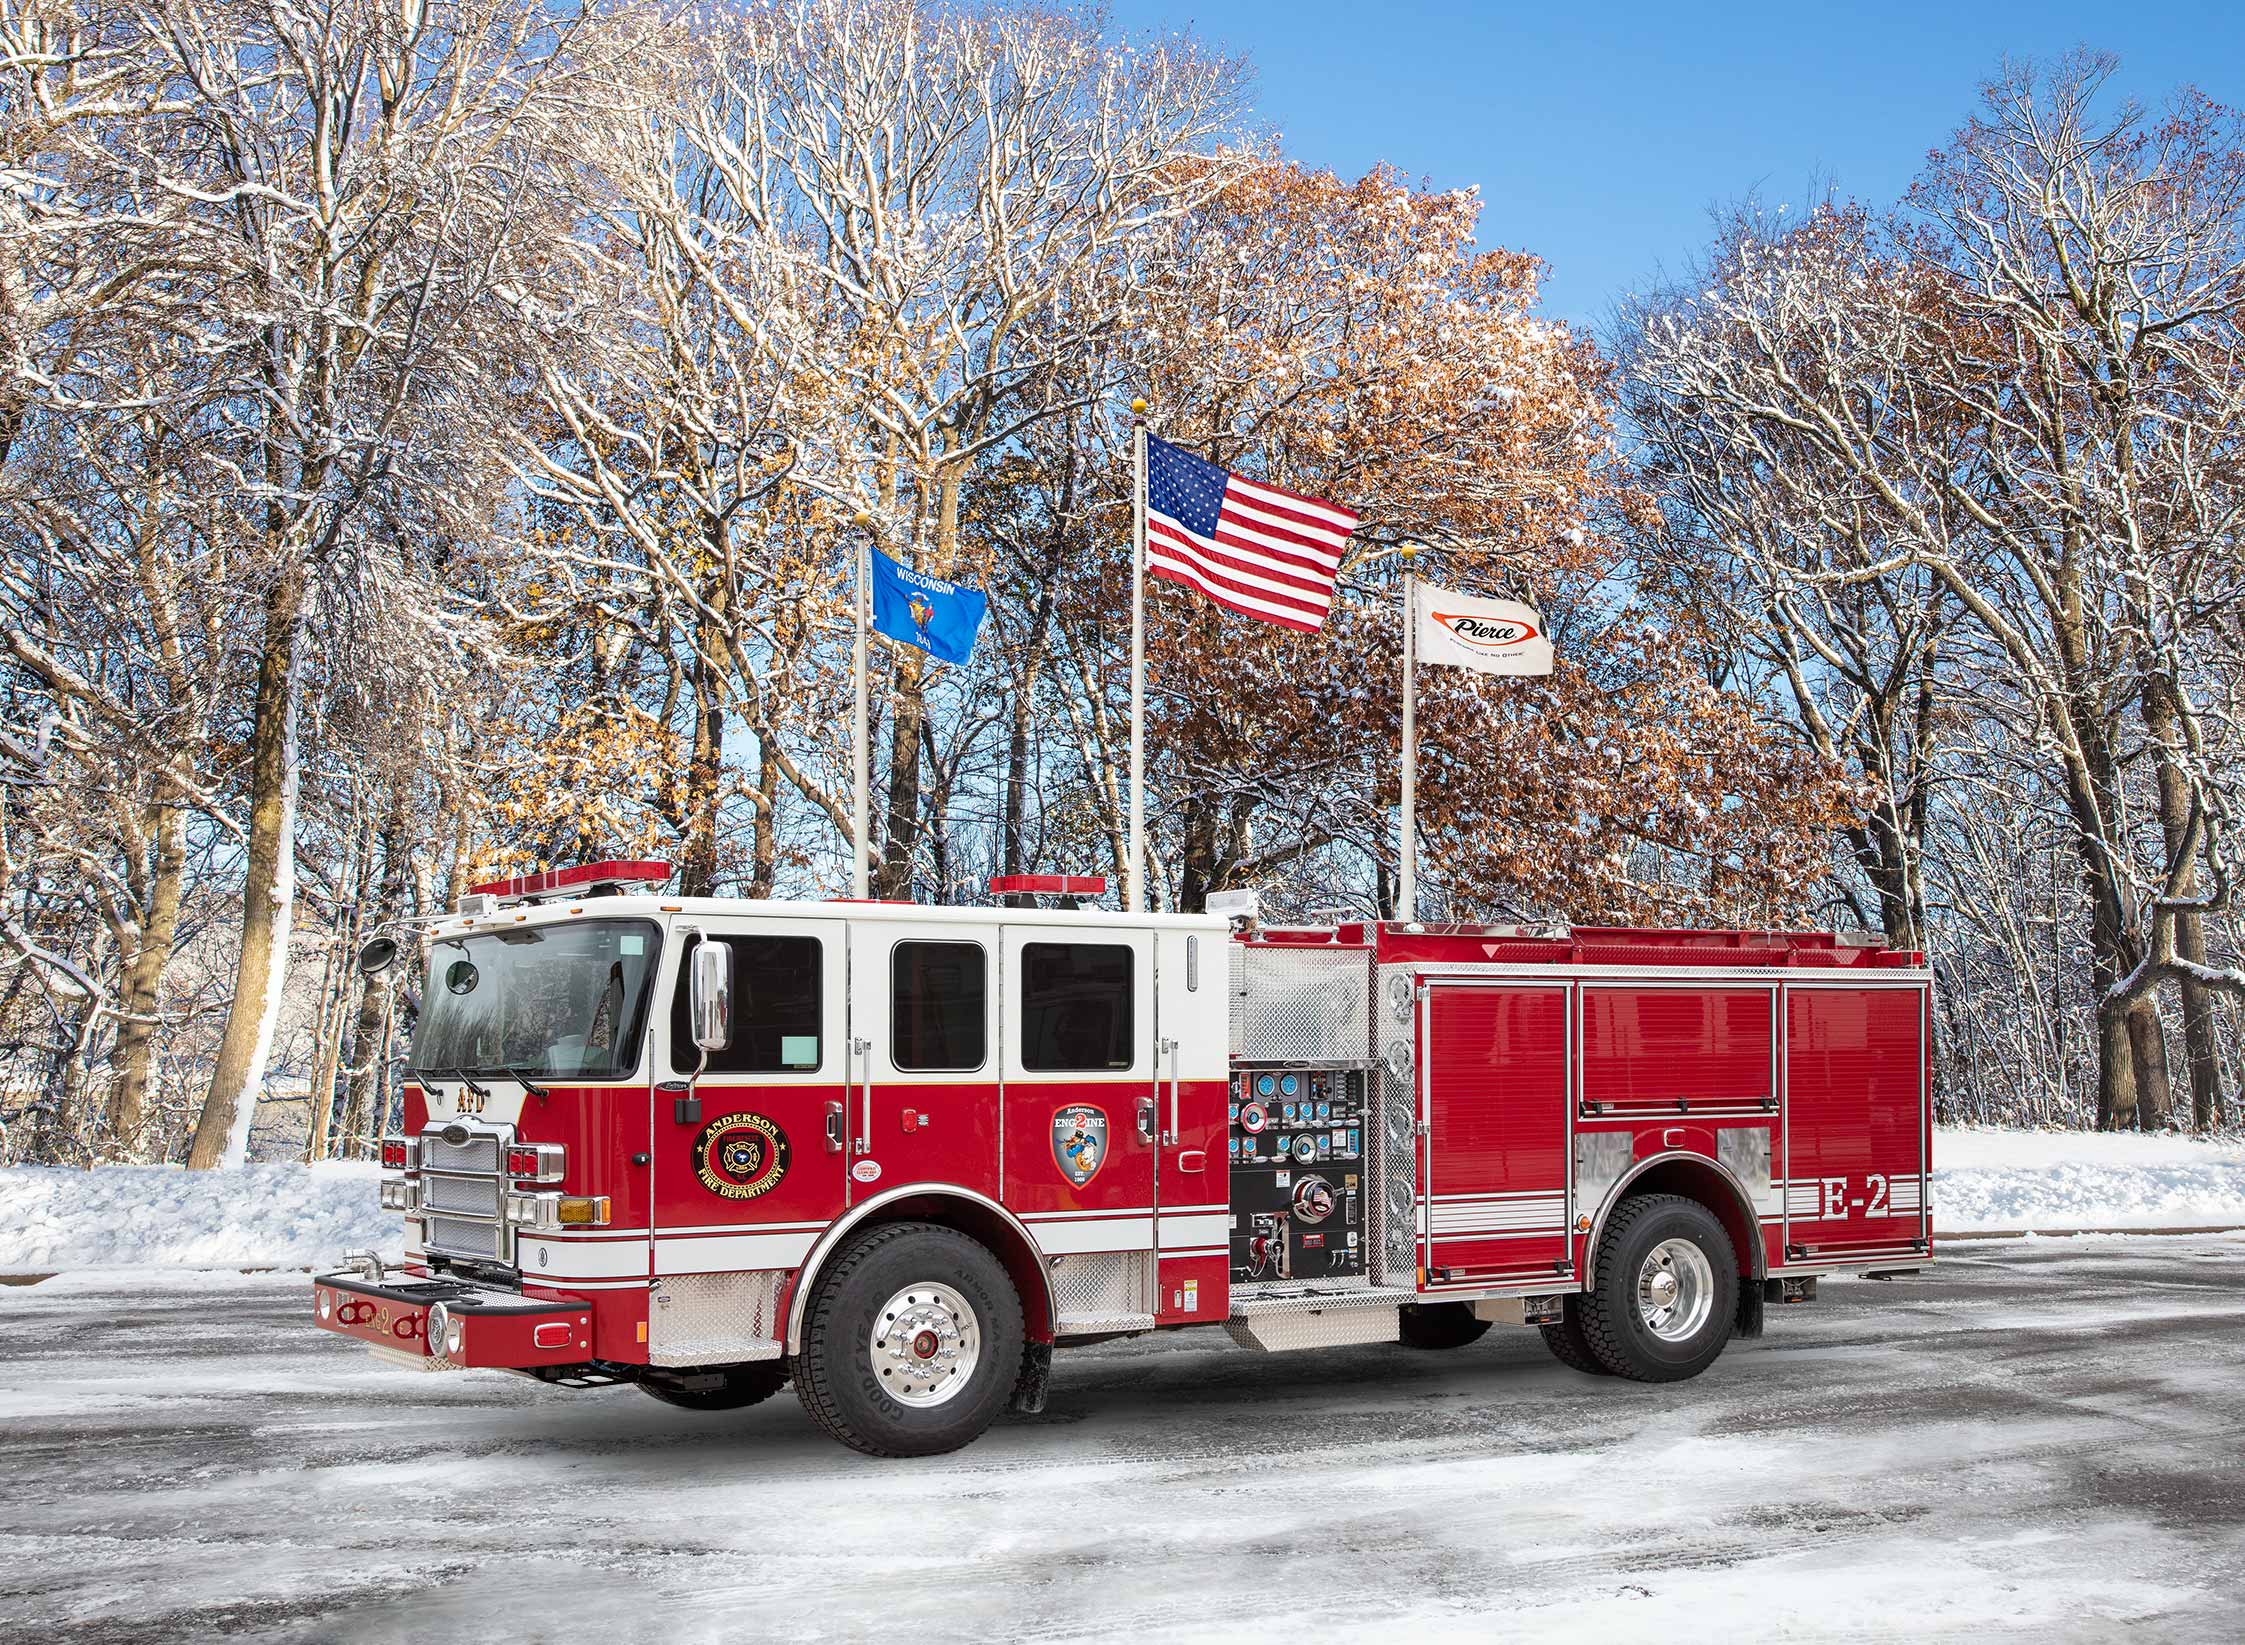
1583, 1150, 1769, 1282
782, 1183, 1058, 1357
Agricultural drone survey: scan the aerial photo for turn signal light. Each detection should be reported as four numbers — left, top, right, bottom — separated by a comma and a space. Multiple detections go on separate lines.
504, 1191, 608, 1230
556, 1195, 609, 1227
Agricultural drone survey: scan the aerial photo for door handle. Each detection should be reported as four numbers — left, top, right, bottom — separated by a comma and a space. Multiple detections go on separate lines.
852, 1037, 872, 1155
1159, 1037, 1179, 1145
824, 1101, 844, 1154
1136, 1095, 1157, 1141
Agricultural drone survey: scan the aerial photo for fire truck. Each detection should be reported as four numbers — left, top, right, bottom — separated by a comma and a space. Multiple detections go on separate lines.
314, 861, 1932, 1457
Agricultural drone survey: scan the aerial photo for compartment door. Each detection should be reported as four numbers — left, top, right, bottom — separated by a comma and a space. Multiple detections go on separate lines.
1421, 983, 1571, 1285
1782, 982, 1928, 1258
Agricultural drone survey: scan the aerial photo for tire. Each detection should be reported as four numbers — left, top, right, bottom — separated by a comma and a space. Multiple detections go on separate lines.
638, 1361, 788, 1412
1537, 1297, 1615, 1376
1397, 1302, 1492, 1350
793, 1221, 1024, 1458
1578, 1194, 1738, 1383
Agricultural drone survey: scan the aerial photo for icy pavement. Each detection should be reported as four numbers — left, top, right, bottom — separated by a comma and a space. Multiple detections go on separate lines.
4, 1240, 2244, 1643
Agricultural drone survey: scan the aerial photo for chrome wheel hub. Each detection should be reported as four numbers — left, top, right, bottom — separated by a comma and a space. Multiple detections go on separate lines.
870, 1282, 980, 1408
1636, 1238, 1715, 1342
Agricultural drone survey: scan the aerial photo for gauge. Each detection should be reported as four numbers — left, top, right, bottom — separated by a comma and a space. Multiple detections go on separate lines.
1239, 1101, 1268, 1134
1256, 1074, 1277, 1097
1279, 1073, 1299, 1097
1292, 1134, 1317, 1164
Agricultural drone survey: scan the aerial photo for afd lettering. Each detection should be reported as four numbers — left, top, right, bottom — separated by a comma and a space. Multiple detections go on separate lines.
1437, 613, 1540, 648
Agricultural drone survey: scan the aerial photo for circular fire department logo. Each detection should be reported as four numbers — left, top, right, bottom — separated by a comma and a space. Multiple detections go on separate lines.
692, 1111, 791, 1201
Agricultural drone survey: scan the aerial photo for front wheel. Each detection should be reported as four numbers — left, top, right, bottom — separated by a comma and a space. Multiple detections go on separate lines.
793, 1222, 1025, 1457
1577, 1194, 1737, 1382
639, 1361, 787, 1411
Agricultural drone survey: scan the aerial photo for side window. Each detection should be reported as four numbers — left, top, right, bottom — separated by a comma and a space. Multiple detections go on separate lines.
891, 941, 987, 1071
670, 934, 824, 1074
1020, 942, 1134, 1071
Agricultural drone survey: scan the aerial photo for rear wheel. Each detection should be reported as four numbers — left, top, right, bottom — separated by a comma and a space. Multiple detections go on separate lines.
1397, 1301, 1492, 1350
1537, 1297, 1614, 1376
639, 1361, 787, 1411
1578, 1194, 1737, 1382
793, 1222, 1024, 1457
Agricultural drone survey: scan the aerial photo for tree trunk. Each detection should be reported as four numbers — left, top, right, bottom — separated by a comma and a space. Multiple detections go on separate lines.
748, 735, 781, 899
187, 569, 307, 1170
108, 799, 186, 1155
2142, 672, 2226, 1129
2125, 999, 2174, 1131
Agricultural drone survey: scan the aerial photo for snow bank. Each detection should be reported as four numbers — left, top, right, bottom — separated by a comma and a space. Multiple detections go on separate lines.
1932, 1126, 2245, 1232
0, 1162, 396, 1272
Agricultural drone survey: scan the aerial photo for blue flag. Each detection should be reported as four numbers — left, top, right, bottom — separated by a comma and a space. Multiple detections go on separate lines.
868, 548, 986, 666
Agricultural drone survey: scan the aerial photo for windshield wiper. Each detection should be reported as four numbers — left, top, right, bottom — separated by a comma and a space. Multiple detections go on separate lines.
479, 1065, 552, 1102
417, 1065, 493, 1101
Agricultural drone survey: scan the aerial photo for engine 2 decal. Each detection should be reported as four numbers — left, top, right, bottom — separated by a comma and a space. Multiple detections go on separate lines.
1051, 1104, 1108, 1188
692, 1112, 791, 1201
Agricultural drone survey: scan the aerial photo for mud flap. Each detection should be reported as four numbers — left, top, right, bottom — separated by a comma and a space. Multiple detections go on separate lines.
1736, 1277, 1771, 1340
1009, 1341, 1053, 1414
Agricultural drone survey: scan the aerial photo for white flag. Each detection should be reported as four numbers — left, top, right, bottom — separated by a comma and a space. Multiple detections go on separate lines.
1413, 581, 1554, 675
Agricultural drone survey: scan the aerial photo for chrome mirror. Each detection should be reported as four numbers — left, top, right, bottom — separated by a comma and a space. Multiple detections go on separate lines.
690, 941, 732, 1053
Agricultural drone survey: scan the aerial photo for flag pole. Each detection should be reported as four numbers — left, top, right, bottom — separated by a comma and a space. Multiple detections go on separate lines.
1398, 542, 1419, 923
850, 510, 871, 899
1127, 399, 1148, 913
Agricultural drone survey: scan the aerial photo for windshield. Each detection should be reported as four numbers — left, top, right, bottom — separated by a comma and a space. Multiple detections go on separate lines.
412, 919, 663, 1081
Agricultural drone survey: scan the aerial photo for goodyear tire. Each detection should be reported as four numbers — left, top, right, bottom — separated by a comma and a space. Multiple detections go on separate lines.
639, 1361, 788, 1411
1397, 1302, 1492, 1350
793, 1222, 1024, 1458
1579, 1194, 1737, 1382
1537, 1297, 1615, 1376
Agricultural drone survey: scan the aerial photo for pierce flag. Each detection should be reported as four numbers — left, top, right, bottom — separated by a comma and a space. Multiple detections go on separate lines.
1412, 581, 1554, 676
868, 547, 986, 666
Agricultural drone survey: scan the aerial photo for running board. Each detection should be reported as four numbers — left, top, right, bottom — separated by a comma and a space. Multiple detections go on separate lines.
1055, 1310, 1156, 1339
1225, 1287, 1401, 1352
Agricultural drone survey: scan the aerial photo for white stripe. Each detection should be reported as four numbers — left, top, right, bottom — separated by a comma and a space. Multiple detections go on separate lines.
1156, 1212, 1229, 1250
1148, 526, 1334, 616
1032, 1216, 1157, 1255
1225, 474, 1358, 533
656, 1219, 825, 1236
1212, 500, 1349, 567
653, 1230, 817, 1275
1432, 1191, 1564, 1204
517, 1240, 650, 1280
520, 1276, 648, 1291
1156, 1246, 1230, 1260
1020, 1206, 1155, 1223
1153, 508, 1340, 592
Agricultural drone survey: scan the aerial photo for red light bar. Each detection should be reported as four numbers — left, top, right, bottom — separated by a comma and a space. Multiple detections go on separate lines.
468, 860, 671, 902
988, 874, 1108, 897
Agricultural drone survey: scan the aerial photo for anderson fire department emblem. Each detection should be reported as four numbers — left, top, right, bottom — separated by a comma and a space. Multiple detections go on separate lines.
1051, 1105, 1108, 1188
692, 1112, 790, 1201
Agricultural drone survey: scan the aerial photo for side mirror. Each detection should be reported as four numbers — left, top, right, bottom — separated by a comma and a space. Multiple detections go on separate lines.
357, 935, 402, 976
689, 941, 732, 1053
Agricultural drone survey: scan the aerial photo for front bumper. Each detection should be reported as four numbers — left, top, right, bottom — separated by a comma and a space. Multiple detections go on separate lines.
312, 1271, 595, 1371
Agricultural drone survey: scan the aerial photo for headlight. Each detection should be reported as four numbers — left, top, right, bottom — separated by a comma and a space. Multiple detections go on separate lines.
425, 1301, 458, 1359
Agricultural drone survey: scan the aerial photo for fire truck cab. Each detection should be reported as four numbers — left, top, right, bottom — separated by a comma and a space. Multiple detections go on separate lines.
315, 863, 1931, 1458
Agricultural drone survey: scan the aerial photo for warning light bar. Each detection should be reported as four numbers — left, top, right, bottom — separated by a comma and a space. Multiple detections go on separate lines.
467, 860, 672, 906
988, 874, 1108, 899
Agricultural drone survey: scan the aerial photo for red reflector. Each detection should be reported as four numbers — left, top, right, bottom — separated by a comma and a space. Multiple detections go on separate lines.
532, 1323, 573, 1349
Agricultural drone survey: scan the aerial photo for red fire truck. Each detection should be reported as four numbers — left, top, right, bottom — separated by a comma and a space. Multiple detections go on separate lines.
314, 861, 1931, 1457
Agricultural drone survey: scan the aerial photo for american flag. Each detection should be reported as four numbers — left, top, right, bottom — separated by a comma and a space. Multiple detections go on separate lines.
1143, 434, 1358, 633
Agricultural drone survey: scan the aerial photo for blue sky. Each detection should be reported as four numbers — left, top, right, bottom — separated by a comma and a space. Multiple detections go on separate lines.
1118, 2, 2245, 332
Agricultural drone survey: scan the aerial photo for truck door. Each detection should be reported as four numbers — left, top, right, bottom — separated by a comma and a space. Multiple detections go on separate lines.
1781, 981, 1928, 1259
1419, 982, 1572, 1286
847, 920, 1001, 1205
1001, 925, 1159, 1272
649, 918, 850, 1294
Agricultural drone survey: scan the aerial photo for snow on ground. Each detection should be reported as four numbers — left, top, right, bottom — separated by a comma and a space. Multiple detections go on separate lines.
3, 1125, 2243, 1274
0, 1162, 395, 1272
1932, 1126, 2245, 1231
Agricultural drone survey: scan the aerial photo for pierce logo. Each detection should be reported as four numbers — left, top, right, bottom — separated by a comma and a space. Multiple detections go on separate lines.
1434, 611, 1540, 652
